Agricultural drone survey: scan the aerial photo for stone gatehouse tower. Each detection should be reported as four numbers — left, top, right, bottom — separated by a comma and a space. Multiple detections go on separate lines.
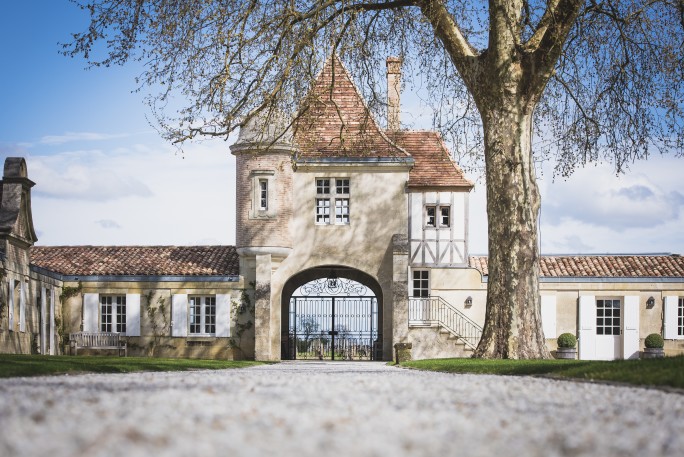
230, 55, 472, 361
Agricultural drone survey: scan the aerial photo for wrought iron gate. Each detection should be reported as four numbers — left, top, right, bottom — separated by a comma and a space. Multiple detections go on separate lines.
282, 296, 381, 360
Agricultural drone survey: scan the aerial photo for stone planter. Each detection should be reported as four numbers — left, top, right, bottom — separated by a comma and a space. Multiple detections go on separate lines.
641, 347, 665, 359
555, 347, 577, 359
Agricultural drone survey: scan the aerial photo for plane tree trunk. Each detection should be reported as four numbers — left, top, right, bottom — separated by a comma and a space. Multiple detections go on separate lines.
421, 0, 582, 358
472, 104, 549, 358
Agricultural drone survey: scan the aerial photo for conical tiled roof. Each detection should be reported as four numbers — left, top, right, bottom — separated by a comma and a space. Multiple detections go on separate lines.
294, 55, 410, 160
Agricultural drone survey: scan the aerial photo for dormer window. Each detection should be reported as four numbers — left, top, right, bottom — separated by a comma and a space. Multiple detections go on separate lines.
316, 178, 350, 225
426, 205, 450, 228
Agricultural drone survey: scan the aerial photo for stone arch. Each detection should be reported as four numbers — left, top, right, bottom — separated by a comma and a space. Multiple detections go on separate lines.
280, 265, 385, 360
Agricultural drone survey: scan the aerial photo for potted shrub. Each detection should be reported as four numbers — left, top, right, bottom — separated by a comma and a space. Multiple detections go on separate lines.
555, 333, 577, 359
642, 333, 665, 359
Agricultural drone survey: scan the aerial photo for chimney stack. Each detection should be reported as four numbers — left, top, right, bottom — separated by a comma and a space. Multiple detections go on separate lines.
386, 57, 402, 131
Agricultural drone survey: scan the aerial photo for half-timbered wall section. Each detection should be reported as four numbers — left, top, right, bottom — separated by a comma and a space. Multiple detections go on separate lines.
408, 191, 469, 267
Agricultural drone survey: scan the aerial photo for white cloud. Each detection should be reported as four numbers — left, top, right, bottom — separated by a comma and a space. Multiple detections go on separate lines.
38, 132, 130, 145
28, 150, 154, 201
541, 164, 684, 230
27, 137, 236, 247
95, 219, 122, 229
535, 156, 684, 253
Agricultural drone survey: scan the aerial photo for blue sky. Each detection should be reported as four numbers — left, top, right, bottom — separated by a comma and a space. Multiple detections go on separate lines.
1, 1, 682, 254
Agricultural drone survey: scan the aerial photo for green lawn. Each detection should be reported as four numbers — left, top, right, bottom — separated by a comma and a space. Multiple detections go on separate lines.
401, 356, 684, 390
0, 354, 263, 378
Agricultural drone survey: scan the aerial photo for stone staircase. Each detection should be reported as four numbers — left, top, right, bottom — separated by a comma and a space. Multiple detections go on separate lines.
408, 296, 483, 358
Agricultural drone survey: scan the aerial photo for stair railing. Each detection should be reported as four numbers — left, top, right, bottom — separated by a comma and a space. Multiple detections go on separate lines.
408, 296, 483, 350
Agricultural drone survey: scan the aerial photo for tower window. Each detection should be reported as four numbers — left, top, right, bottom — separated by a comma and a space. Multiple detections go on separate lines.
259, 179, 268, 210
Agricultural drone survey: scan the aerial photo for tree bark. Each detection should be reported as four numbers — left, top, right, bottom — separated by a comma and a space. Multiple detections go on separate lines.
472, 104, 550, 359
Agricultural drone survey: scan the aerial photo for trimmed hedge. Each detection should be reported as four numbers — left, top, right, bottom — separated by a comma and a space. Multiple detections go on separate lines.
557, 333, 577, 349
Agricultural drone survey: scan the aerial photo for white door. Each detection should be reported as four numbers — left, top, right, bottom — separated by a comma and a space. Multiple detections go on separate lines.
595, 298, 621, 360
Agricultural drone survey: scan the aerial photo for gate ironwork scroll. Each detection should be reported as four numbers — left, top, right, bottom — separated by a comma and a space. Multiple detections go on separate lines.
282, 279, 380, 360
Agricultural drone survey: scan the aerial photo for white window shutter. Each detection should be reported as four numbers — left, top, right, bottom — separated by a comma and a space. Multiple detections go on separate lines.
49, 288, 56, 355
663, 296, 679, 339
540, 295, 557, 339
171, 294, 188, 337
19, 280, 26, 332
126, 294, 141, 336
40, 287, 47, 354
8, 279, 14, 331
623, 296, 640, 360
578, 295, 596, 360
83, 293, 99, 332
215, 294, 232, 338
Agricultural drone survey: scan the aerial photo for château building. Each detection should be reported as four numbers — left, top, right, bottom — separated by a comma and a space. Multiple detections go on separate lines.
2, 56, 683, 361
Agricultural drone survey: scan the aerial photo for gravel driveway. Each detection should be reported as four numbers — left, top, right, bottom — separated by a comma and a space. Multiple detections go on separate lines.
1, 361, 682, 457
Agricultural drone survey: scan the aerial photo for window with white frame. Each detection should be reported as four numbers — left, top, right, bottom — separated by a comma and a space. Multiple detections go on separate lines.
259, 179, 268, 210
679, 297, 684, 336
100, 295, 126, 333
316, 178, 350, 225
189, 295, 216, 335
412, 270, 430, 298
596, 298, 621, 335
425, 205, 451, 228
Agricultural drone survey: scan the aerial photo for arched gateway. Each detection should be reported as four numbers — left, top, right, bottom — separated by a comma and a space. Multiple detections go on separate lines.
281, 267, 383, 360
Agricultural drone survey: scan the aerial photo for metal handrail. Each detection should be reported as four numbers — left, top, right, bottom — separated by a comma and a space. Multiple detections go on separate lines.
408, 296, 483, 350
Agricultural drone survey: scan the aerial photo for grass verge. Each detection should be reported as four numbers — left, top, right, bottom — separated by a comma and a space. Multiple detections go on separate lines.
401, 356, 684, 390
0, 354, 263, 378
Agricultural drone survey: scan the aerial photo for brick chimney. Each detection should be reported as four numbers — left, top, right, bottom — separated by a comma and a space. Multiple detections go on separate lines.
386, 57, 402, 131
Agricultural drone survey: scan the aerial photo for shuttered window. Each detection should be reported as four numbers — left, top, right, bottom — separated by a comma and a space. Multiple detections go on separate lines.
100, 295, 126, 333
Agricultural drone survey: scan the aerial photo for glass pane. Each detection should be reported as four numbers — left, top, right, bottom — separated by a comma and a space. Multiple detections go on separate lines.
336, 179, 349, 194
426, 207, 436, 226
316, 179, 330, 194
440, 207, 450, 226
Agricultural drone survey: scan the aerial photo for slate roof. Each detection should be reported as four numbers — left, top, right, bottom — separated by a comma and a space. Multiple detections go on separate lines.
30, 246, 239, 277
388, 130, 474, 189
294, 55, 411, 160
469, 255, 684, 278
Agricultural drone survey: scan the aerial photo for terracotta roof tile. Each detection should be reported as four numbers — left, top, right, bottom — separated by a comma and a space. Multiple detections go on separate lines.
30, 246, 239, 277
294, 55, 410, 160
388, 130, 474, 189
469, 255, 684, 278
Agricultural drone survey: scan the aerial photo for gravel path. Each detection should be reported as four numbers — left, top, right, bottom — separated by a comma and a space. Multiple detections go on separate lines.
1, 361, 682, 457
